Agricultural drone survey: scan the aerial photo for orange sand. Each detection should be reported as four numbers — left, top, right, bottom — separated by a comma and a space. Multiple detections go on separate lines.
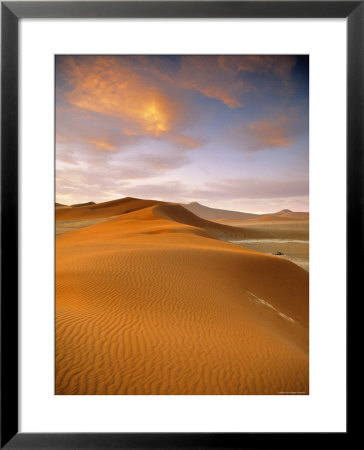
56, 199, 309, 395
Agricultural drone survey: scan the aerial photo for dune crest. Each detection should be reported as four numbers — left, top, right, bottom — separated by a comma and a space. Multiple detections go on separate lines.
56, 196, 166, 221
184, 201, 259, 220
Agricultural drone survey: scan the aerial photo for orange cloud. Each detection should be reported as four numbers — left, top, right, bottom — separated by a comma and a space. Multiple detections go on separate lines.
247, 118, 293, 149
192, 82, 244, 109
88, 139, 118, 151
63, 57, 178, 137
229, 114, 299, 152
172, 56, 250, 108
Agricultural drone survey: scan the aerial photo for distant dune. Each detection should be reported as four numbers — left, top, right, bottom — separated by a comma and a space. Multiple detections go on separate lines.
55, 202, 69, 209
183, 202, 308, 222
56, 197, 309, 395
241, 215, 308, 224
154, 203, 269, 241
56, 198, 288, 241
56, 217, 111, 236
184, 201, 259, 220
56, 197, 166, 221
259, 209, 309, 221
71, 201, 96, 208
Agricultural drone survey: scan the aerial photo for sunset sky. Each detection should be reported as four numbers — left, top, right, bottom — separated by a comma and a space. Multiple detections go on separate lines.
56, 55, 308, 213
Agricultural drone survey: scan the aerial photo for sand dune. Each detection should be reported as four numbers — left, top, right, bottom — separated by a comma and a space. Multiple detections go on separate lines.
56, 199, 309, 395
182, 202, 308, 222
57, 198, 274, 241
154, 204, 270, 241
184, 201, 259, 220
56, 197, 165, 221
55, 202, 69, 209
56, 217, 112, 236
244, 215, 298, 222
271, 209, 309, 220
217, 215, 309, 225
255, 210, 309, 221
71, 201, 96, 208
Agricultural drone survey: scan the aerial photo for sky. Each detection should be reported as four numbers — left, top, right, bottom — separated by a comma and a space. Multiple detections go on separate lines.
56, 55, 309, 213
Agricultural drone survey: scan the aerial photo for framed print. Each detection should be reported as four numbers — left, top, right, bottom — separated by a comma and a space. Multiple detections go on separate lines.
1, 1, 357, 448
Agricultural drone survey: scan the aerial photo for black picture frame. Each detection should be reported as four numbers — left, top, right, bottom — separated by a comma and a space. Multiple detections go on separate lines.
1, 1, 357, 448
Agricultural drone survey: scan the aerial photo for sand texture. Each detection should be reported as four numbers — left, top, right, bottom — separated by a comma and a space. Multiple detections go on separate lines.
56, 198, 309, 395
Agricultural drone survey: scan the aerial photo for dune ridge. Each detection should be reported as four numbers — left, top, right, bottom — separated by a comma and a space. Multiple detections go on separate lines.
184, 201, 259, 221
56, 198, 309, 395
56, 197, 166, 221
56, 197, 294, 241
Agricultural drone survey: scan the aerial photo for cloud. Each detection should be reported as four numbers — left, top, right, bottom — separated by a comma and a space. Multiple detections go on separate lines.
178, 58, 248, 108
118, 181, 189, 202
59, 56, 180, 138
87, 139, 118, 152
170, 134, 204, 150
218, 55, 296, 88
56, 168, 308, 211
123, 152, 190, 172
56, 57, 206, 167
227, 108, 306, 152
56, 105, 143, 156
150, 55, 298, 109
184, 177, 308, 201
56, 146, 192, 206
243, 117, 294, 151
159, 56, 252, 108
56, 56, 299, 157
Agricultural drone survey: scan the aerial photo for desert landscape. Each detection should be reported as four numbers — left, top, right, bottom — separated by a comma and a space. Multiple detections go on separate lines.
56, 197, 309, 395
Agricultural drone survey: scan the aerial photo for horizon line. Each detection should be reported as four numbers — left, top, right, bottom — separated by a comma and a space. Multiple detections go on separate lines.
55, 196, 309, 215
